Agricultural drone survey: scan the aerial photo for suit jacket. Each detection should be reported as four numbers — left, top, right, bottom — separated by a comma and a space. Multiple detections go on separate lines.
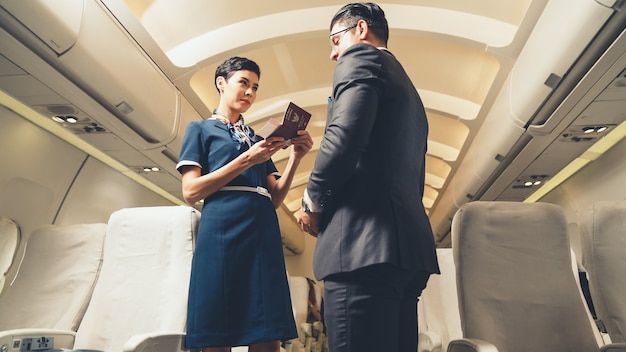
307, 43, 440, 280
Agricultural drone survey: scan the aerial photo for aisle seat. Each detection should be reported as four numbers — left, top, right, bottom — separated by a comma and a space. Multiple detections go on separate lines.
447, 201, 626, 352
0, 206, 199, 352
581, 201, 626, 343
0, 216, 20, 293
418, 248, 461, 352
0, 222, 106, 332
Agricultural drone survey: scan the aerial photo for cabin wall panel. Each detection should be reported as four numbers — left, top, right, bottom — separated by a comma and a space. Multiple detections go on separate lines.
541, 137, 626, 252
0, 106, 86, 238
0, 106, 177, 285
54, 157, 174, 226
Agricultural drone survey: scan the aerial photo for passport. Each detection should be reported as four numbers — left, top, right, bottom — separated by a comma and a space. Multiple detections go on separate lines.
256, 102, 311, 141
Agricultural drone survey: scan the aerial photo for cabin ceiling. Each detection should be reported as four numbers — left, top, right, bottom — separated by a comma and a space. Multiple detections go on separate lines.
0, 0, 624, 247
105, 0, 543, 219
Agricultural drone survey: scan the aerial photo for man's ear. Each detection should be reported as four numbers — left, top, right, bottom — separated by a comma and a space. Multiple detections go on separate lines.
357, 19, 369, 40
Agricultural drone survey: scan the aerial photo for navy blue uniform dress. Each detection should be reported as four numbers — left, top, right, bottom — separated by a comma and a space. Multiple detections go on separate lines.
177, 117, 297, 348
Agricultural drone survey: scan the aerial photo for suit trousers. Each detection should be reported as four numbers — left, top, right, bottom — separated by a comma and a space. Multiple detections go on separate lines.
322, 264, 431, 352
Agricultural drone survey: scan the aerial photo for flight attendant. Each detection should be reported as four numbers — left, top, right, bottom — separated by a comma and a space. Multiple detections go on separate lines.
177, 56, 312, 352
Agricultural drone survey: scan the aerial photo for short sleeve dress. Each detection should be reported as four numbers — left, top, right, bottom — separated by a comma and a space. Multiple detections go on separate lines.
177, 116, 297, 348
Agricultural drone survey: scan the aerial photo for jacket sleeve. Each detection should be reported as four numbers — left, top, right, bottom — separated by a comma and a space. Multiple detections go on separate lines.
306, 44, 384, 211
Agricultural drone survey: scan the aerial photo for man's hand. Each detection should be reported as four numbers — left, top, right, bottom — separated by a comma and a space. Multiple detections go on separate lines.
298, 209, 320, 237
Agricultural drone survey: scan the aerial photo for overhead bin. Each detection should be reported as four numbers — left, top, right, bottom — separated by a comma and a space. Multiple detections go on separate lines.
510, 0, 616, 132
0, 0, 186, 150
430, 0, 616, 240
0, 0, 81, 55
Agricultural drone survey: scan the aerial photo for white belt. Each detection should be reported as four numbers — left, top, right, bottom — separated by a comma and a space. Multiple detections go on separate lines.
219, 186, 271, 200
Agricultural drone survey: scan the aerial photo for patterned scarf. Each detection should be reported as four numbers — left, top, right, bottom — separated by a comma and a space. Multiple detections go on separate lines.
210, 110, 257, 149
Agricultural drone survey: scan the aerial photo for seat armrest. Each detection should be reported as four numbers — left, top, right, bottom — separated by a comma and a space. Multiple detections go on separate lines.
0, 329, 75, 352
418, 331, 443, 352
123, 332, 188, 352
447, 338, 499, 352
601, 343, 626, 352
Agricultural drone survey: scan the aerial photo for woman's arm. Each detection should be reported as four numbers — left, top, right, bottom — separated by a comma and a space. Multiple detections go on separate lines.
181, 137, 288, 205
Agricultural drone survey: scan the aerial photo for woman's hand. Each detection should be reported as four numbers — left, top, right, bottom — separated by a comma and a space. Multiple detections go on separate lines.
290, 130, 314, 160
247, 137, 289, 164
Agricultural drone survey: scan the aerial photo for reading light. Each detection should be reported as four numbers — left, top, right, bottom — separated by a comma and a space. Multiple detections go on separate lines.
582, 126, 609, 133
51, 115, 78, 124
520, 175, 547, 187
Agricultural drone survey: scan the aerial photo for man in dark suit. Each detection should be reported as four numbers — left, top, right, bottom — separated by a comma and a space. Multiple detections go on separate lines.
297, 3, 440, 351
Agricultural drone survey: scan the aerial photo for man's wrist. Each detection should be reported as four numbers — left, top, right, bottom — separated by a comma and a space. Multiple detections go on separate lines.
302, 198, 314, 214
302, 189, 321, 213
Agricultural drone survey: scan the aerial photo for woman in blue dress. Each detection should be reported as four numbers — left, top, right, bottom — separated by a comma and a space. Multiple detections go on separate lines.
176, 57, 313, 352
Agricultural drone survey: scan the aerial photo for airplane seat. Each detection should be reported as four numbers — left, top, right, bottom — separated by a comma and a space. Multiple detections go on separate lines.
569, 222, 601, 321
571, 250, 608, 346
288, 276, 309, 345
417, 247, 461, 352
446, 201, 625, 352
580, 201, 626, 343
0, 222, 106, 331
70, 205, 200, 352
284, 276, 326, 352
1, 206, 200, 352
0, 216, 20, 293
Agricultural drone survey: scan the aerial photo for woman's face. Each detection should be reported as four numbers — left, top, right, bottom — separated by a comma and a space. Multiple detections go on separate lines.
217, 69, 259, 114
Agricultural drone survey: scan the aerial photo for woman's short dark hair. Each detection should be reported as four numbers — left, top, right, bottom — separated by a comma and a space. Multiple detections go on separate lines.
214, 57, 261, 92
330, 2, 389, 45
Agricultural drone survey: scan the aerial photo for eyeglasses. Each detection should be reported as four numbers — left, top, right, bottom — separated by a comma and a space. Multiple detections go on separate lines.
329, 24, 357, 48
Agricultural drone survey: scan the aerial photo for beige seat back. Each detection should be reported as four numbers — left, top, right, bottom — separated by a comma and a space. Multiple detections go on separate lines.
451, 201, 600, 352
580, 201, 626, 343
73, 206, 200, 352
289, 276, 310, 344
0, 217, 20, 292
418, 248, 461, 352
0, 223, 106, 331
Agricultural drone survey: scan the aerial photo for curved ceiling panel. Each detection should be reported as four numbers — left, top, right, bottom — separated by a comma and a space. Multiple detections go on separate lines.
426, 155, 452, 189
125, 2, 532, 67
111, 0, 547, 232
427, 113, 470, 162
423, 185, 439, 209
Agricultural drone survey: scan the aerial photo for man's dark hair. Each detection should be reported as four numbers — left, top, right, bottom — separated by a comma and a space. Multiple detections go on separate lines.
330, 2, 389, 45
214, 56, 261, 92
